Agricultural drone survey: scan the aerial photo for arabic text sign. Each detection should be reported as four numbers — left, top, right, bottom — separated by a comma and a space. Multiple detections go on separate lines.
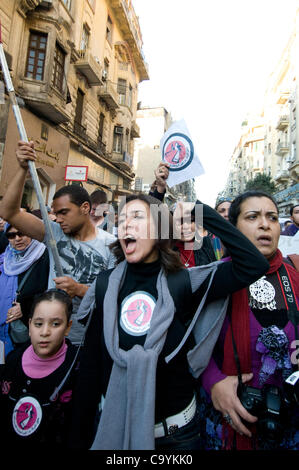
64, 165, 88, 182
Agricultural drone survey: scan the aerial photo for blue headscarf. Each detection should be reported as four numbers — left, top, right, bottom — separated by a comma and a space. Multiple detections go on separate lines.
0, 236, 46, 356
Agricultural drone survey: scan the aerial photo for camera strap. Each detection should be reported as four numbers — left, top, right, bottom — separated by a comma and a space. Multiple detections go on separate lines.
227, 306, 244, 387
277, 263, 299, 344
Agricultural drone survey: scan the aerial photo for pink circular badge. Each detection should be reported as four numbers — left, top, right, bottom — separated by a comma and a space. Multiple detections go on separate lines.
12, 396, 42, 437
120, 291, 156, 336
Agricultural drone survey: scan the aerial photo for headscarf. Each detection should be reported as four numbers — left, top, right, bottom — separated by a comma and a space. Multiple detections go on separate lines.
0, 239, 46, 356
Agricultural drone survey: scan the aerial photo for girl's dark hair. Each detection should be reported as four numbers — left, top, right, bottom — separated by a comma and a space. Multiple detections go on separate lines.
30, 289, 73, 321
229, 190, 279, 226
110, 194, 183, 274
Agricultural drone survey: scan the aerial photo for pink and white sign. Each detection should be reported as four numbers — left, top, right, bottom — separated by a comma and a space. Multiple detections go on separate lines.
160, 119, 204, 187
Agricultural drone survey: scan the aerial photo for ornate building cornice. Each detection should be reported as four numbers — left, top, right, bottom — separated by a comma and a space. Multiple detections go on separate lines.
18, 0, 44, 18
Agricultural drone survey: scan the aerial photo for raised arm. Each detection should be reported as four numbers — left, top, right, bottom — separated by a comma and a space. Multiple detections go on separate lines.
0, 141, 45, 241
193, 200, 269, 301
149, 162, 169, 201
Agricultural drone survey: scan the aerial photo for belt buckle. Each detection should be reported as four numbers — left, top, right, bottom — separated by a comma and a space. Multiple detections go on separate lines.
168, 424, 178, 435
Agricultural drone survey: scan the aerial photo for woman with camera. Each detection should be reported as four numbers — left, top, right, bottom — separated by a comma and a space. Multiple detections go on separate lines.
199, 190, 299, 450
69, 193, 269, 450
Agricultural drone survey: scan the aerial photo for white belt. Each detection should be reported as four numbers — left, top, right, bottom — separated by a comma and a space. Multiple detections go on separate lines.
154, 394, 197, 439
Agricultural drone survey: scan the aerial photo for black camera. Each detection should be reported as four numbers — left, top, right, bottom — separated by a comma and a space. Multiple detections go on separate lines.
283, 371, 299, 405
238, 383, 284, 443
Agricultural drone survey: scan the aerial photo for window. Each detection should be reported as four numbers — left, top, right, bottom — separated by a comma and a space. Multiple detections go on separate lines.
128, 84, 133, 108
80, 24, 90, 51
98, 113, 105, 141
106, 16, 113, 44
103, 59, 109, 80
52, 43, 65, 93
74, 88, 84, 124
25, 32, 47, 81
292, 141, 296, 160
110, 172, 119, 186
117, 78, 126, 105
113, 126, 123, 153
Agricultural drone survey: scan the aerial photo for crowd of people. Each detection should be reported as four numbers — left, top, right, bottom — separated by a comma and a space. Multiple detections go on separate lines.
0, 140, 298, 451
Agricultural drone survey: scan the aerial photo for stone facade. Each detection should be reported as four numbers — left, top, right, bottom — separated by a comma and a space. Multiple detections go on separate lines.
0, 0, 149, 207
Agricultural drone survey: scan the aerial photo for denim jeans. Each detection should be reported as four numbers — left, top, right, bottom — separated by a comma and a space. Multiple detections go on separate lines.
155, 407, 202, 451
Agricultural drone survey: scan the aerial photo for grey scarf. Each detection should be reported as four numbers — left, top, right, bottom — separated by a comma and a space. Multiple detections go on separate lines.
91, 259, 226, 450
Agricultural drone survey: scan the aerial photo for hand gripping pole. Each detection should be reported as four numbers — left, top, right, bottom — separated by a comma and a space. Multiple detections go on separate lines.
0, 20, 63, 277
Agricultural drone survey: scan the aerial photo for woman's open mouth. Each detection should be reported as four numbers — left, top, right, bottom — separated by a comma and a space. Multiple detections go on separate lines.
123, 235, 137, 254
257, 235, 272, 246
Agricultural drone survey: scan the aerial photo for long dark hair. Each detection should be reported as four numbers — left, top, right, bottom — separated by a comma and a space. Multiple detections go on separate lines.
229, 190, 279, 226
110, 194, 183, 274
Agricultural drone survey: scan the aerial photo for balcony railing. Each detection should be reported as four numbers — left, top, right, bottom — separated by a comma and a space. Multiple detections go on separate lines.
112, 151, 133, 169
276, 142, 289, 155
276, 115, 289, 130
98, 80, 119, 110
131, 121, 140, 138
73, 121, 87, 139
275, 169, 289, 182
277, 91, 290, 105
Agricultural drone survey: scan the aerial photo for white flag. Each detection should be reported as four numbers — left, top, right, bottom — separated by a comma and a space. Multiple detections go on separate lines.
160, 119, 204, 188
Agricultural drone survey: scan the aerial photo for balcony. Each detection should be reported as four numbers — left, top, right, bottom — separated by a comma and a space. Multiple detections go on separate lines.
131, 120, 140, 138
109, 0, 149, 81
275, 170, 289, 182
98, 80, 119, 110
19, 82, 70, 124
276, 115, 289, 130
277, 90, 290, 105
289, 160, 299, 179
73, 49, 103, 86
112, 151, 133, 171
276, 142, 289, 156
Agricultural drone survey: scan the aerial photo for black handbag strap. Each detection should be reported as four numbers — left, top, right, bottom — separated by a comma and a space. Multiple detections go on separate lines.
14, 262, 37, 301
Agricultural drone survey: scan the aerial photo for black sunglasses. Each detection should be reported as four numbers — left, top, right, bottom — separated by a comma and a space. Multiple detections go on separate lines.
6, 231, 25, 240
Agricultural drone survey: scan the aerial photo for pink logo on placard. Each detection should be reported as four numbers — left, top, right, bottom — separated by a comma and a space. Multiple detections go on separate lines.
164, 141, 186, 166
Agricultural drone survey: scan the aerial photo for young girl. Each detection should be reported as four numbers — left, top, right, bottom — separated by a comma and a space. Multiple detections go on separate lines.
0, 289, 79, 448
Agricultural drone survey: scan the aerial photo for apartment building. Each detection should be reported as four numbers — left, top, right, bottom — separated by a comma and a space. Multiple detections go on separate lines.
224, 113, 265, 197
222, 9, 299, 215
0, 0, 148, 207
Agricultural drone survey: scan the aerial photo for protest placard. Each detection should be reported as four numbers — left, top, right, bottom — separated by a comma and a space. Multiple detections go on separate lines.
160, 119, 204, 187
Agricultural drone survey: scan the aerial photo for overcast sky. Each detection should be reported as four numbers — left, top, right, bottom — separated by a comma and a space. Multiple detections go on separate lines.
133, 0, 299, 205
